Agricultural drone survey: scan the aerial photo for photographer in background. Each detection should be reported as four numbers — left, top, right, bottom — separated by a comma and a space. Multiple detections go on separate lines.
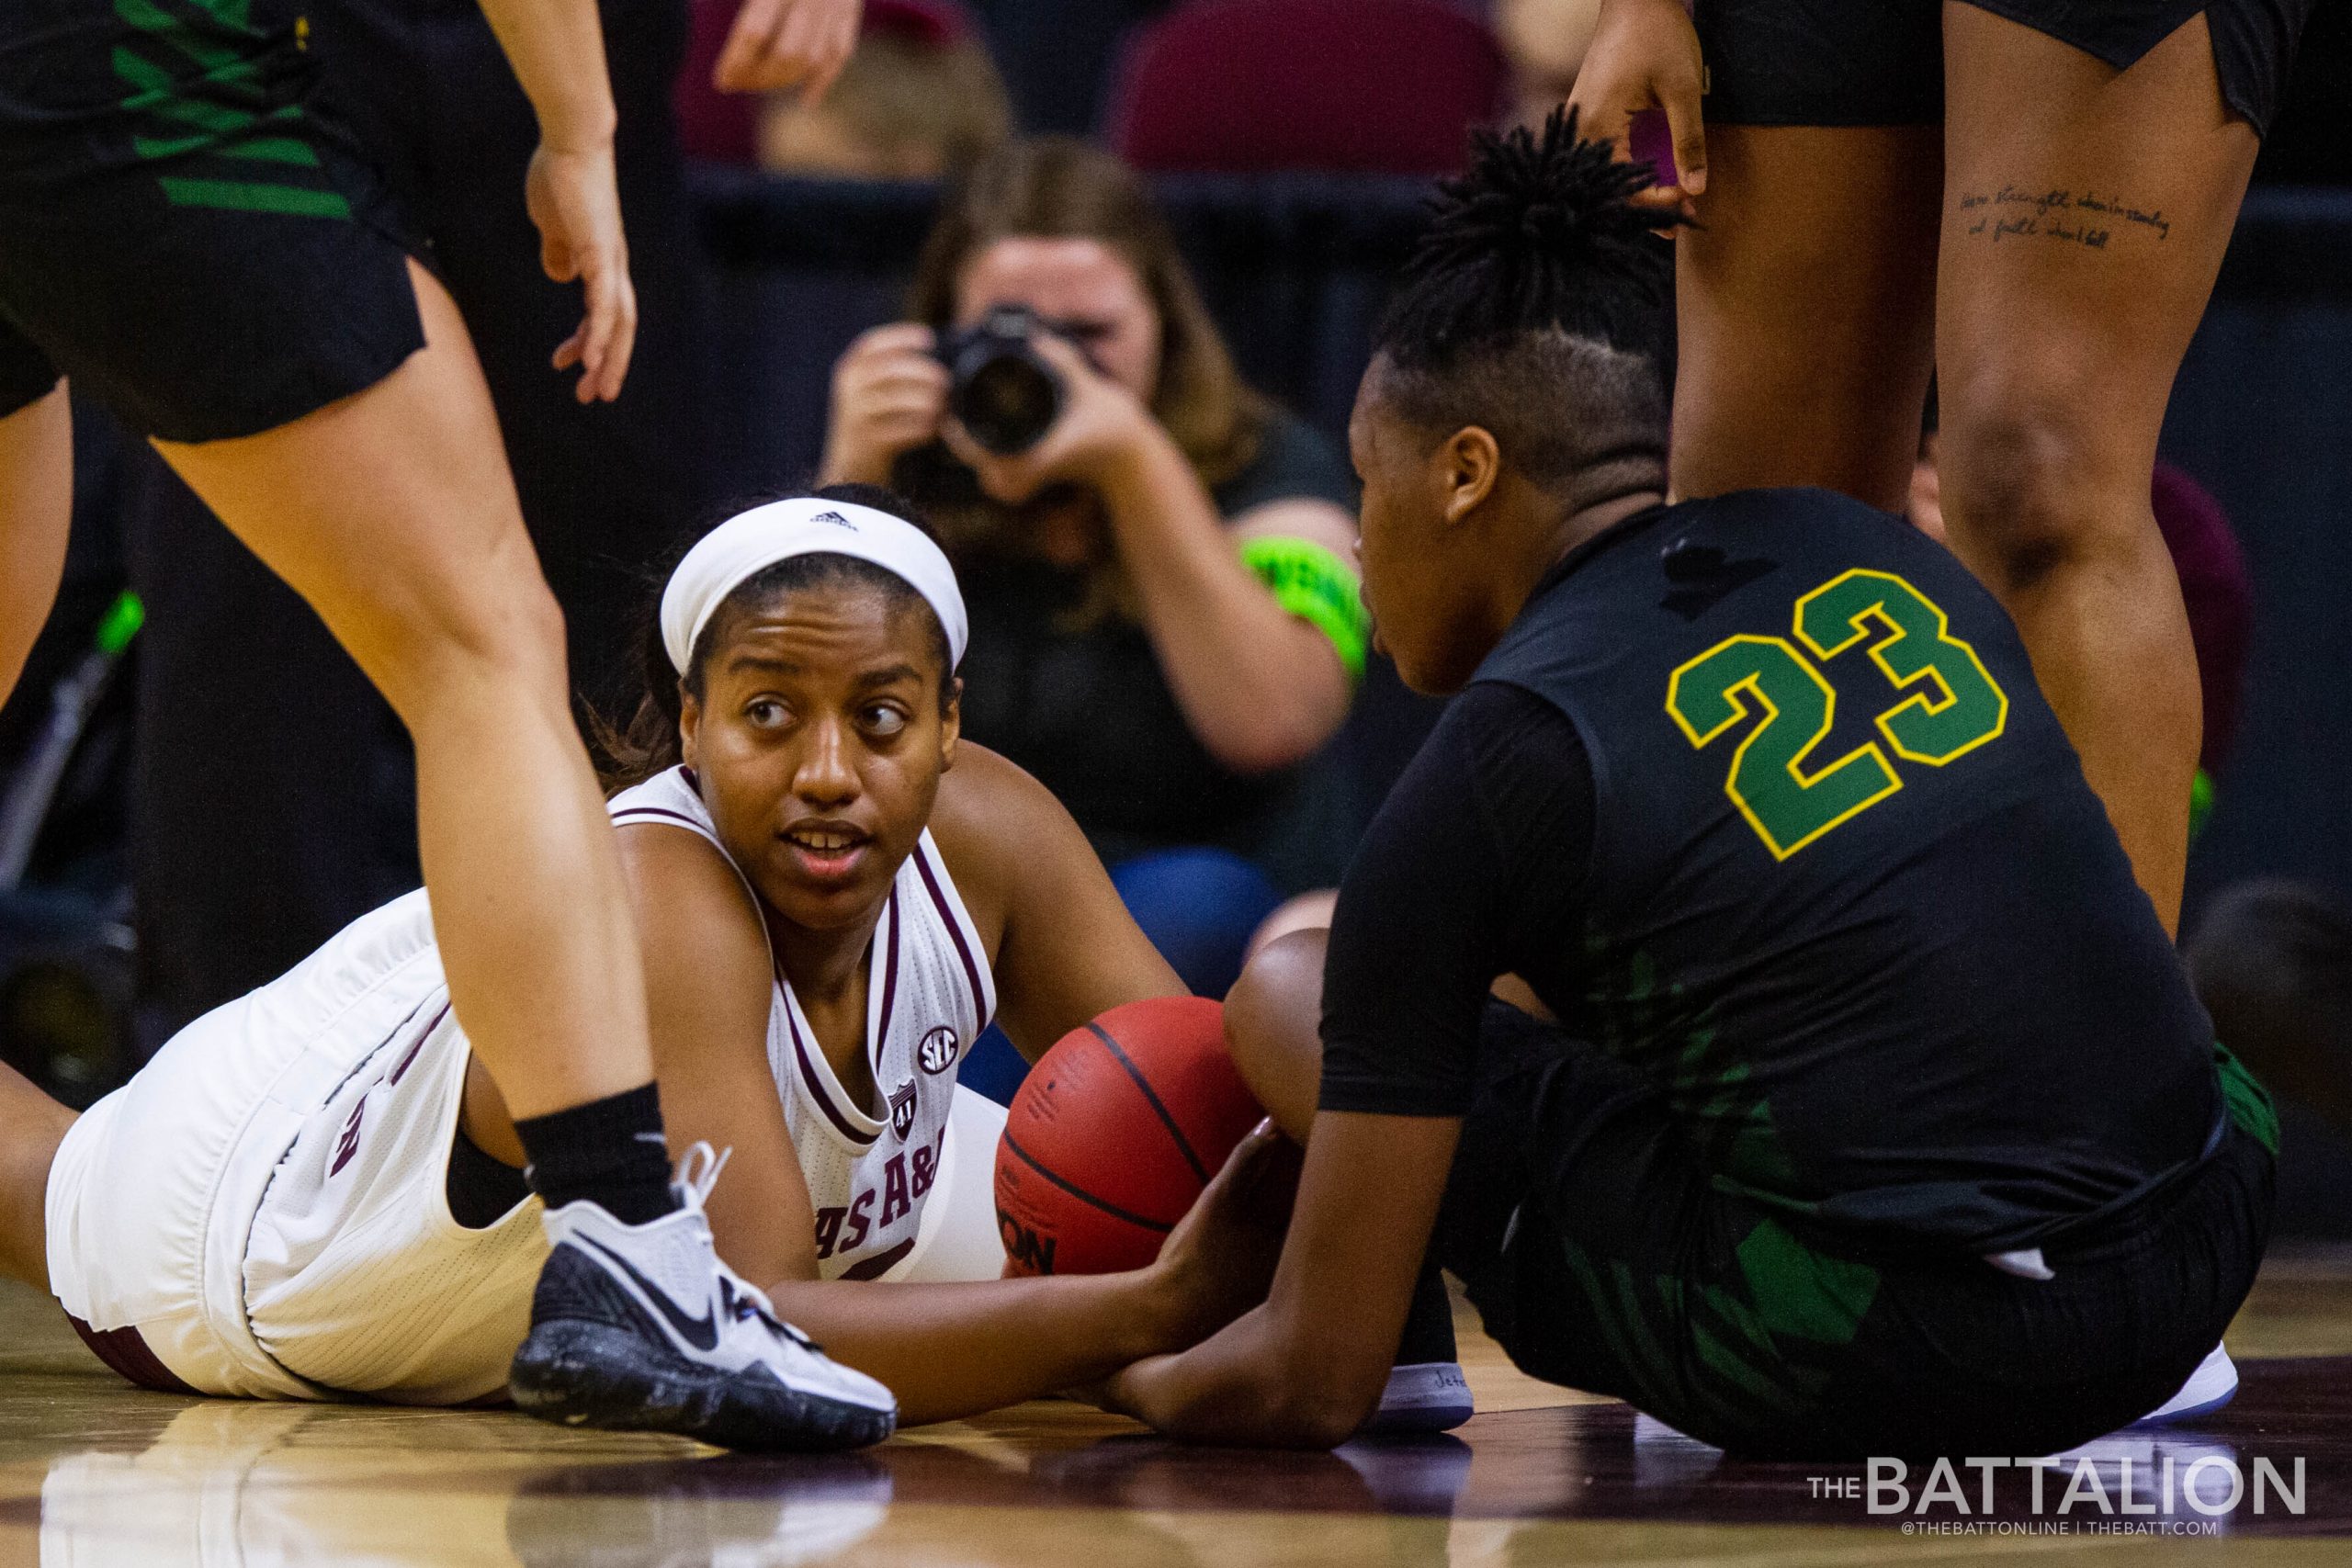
819, 139, 1363, 1048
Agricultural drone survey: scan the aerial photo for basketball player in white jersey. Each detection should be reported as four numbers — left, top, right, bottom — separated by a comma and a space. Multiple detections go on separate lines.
0, 489, 1305, 1432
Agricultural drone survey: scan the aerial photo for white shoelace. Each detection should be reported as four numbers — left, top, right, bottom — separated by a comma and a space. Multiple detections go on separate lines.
672, 1140, 733, 1211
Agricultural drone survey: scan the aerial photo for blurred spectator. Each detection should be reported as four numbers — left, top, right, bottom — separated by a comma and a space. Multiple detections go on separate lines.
758, 0, 1013, 179
1106, 0, 1506, 174
2187, 880, 2352, 1240
1496, 0, 1604, 130
819, 139, 1363, 1028
1910, 431, 2253, 807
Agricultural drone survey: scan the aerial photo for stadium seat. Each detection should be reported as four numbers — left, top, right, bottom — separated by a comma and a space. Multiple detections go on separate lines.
1104, 0, 1508, 175
677, 0, 759, 164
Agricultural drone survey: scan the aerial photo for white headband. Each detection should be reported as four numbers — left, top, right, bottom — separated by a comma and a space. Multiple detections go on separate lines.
660, 497, 968, 674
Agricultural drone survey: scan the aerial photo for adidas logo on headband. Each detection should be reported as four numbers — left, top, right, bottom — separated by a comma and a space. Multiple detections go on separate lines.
662, 496, 967, 674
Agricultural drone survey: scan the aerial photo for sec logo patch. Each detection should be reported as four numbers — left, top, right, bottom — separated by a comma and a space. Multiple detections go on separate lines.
917, 1025, 961, 1076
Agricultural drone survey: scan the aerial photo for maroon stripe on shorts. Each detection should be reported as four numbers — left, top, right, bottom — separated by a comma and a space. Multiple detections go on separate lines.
66, 1314, 198, 1395
388, 1001, 454, 1086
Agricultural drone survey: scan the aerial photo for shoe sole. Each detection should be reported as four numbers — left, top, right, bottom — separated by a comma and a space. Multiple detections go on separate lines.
510, 1321, 897, 1451
2131, 1345, 2238, 1427
1360, 1362, 1474, 1436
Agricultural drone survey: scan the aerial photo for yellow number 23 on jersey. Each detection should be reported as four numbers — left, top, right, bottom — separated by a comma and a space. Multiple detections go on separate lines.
1665, 570, 2010, 860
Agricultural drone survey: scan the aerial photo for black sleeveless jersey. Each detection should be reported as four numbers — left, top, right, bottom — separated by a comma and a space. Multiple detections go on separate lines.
1469, 489, 2218, 1250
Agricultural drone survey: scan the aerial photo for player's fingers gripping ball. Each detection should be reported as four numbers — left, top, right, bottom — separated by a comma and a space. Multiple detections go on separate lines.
994, 996, 1265, 1275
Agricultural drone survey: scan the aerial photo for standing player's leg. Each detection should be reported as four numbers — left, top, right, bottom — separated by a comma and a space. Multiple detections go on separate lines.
153, 264, 896, 1444
153, 263, 649, 1124
1671, 125, 1944, 513
1936, 6, 2260, 934
0, 382, 72, 708
0, 1061, 74, 1290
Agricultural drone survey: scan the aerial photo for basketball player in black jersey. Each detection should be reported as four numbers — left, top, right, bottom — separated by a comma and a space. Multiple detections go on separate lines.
1566, 0, 2312, 941
1108, 113, 2274, 1459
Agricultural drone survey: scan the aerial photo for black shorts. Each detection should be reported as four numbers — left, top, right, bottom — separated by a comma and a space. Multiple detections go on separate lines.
0, 0, 424, 442
1696, 0, 2313, 134
1435, 1002, 2275, 1460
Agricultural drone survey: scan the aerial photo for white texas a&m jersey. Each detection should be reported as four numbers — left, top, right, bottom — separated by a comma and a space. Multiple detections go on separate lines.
609, 767, 997, 1280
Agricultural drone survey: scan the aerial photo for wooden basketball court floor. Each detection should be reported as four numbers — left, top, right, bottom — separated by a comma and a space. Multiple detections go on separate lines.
4, 1251, 2349, 1566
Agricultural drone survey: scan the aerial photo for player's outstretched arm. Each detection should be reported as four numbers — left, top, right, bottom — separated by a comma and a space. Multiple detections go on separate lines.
581, 808, 1263, 1427
471, 0, 638, 402
761, 1123, 1291, 1427
1110, 1110, 1461, 1447
1112, 691, 1523, 1445
928, 743, 1189, 1055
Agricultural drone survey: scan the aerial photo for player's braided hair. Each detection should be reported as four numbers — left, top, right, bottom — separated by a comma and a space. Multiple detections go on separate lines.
1381, 105, 1681, 370
1371, 107, 1682, 494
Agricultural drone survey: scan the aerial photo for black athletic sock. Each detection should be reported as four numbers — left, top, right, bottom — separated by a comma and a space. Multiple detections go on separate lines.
1396, 1265, 1460, 1367
513, 1083, 679, 1225
447, 1121, 533, 1230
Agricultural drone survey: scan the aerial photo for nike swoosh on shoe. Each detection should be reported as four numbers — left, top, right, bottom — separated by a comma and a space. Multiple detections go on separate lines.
572, 1235, 721, 1353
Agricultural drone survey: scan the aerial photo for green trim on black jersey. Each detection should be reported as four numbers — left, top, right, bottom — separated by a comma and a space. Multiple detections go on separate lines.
2212, 1041, 2278, 1156
112, 0, 354, 220
1547, 1219, 1880, 1430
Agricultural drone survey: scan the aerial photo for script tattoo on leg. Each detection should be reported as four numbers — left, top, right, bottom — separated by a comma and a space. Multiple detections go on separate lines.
1957, 185, 2174, 251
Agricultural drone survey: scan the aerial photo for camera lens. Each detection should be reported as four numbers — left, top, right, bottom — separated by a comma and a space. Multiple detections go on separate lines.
953, 352, 1062, 455
940, 304, 1066, 456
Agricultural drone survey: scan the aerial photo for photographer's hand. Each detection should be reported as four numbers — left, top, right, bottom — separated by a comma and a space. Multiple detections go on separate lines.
946, 333, 1353, 777
819, 322, 948, 488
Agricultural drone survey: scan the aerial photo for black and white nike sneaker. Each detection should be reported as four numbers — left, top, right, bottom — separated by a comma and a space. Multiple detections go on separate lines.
510, 1144, 898, 1451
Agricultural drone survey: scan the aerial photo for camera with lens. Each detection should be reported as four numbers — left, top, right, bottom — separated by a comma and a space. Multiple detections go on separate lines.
936, 303, 1066, 456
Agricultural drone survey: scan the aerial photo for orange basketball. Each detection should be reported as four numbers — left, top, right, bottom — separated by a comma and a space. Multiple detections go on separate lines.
993, 996, 1263, 1276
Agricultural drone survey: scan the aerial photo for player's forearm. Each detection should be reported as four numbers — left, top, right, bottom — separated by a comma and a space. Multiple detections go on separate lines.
1095, 435, 1349, 773
1114, 1303, 1370, 1448
472, 0, 618, 149
762, 1269, 1190, 1427
1124, 1111, 1460, 1444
